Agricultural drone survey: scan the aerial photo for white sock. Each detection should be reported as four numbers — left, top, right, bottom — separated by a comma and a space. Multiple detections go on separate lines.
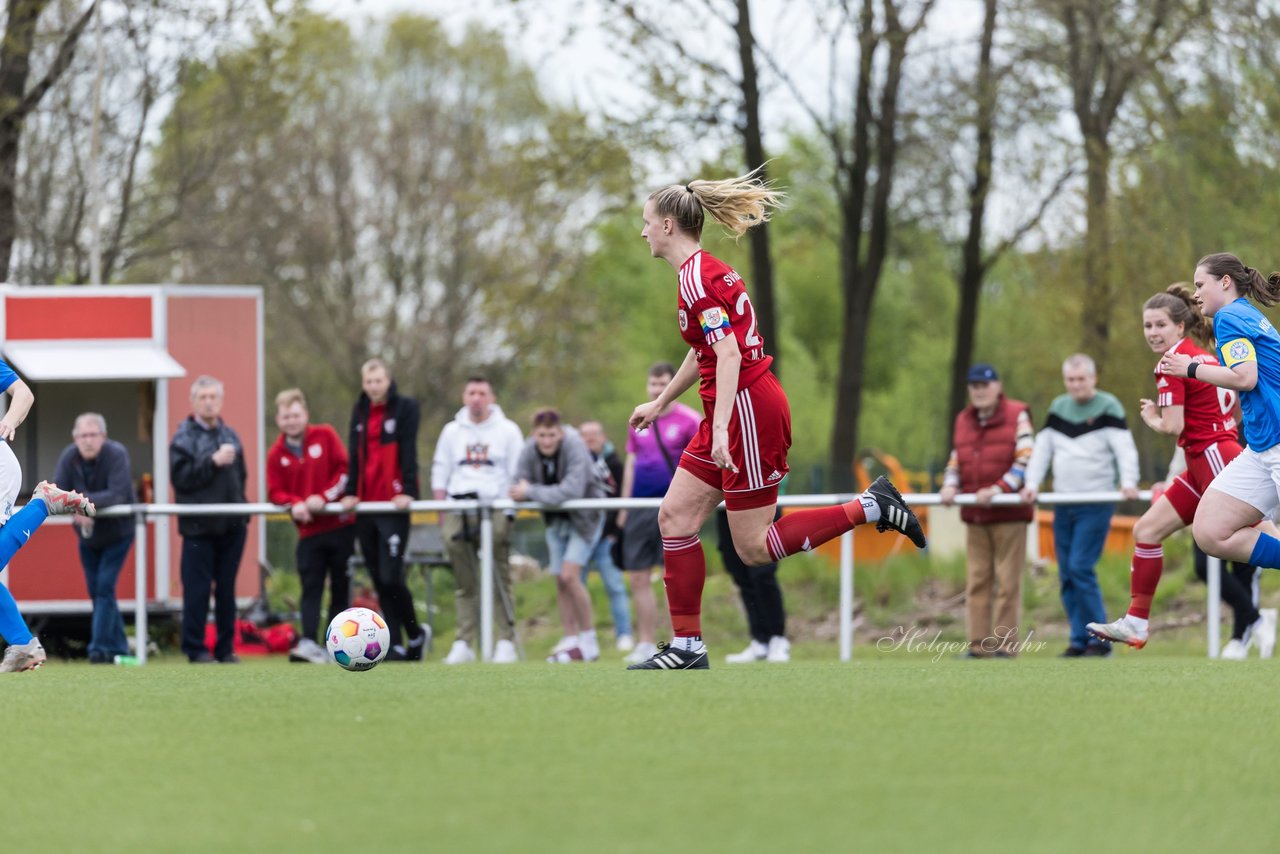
1125, 615, 1149, 633
857, 494, 881, 524
580, 630, 599, 652
669, 635, 704, 652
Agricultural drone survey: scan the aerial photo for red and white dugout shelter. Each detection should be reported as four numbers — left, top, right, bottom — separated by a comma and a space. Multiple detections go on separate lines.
0, 285, 264, 617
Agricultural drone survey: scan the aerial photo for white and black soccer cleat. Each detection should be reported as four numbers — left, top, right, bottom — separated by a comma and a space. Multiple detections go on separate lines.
867, 475, 926, 549
625, 641, 710, 670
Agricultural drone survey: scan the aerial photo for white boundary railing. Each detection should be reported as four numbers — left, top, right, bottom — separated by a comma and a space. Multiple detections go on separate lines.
94, 488, 1232, 664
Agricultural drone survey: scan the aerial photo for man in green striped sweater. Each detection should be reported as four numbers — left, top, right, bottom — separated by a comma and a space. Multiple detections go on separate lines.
1021, 354, 1139, 657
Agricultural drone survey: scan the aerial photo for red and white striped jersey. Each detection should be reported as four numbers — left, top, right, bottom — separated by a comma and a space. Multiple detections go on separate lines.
676, 250, 773, 402
1154, 338, 1238, 453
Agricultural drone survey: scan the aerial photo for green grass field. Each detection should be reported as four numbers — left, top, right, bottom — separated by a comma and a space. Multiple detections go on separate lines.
8, 649, 1280, 853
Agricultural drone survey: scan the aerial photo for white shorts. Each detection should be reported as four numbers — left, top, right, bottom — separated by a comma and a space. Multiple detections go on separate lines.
0, 441, 20, 523
1205, 445, 1280, 517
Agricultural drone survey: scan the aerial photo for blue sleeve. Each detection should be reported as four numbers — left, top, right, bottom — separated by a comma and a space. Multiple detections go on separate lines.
0, 360, 17, 394
1214, 307, 1256, 367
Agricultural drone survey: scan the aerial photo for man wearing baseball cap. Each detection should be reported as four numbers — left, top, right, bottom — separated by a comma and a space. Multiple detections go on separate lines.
940, 364, 1036, 657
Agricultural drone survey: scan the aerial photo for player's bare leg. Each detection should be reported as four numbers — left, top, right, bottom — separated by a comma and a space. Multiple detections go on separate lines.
1194, 489, 1266, 564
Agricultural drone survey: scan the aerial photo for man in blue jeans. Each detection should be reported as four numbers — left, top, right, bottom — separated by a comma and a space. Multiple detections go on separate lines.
1022, 354, 1140, 657
54, 413, 137, 663
579, 421, 632, 650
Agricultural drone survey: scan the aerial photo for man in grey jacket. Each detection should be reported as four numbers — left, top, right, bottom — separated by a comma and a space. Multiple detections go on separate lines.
511, 409, 605, 662
431, 376, 525, 665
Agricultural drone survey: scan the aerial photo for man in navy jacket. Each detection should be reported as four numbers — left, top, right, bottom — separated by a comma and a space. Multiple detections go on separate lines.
54, 413, 137, 663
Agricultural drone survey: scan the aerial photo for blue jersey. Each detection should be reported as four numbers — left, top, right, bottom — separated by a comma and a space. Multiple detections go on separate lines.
0, 360, 16, 395
1214, 298, 1280, 450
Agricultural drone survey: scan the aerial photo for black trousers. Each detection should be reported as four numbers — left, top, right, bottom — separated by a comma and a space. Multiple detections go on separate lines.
297, 525, 356, 643
355, 515, 421, 645
717, 509, 786, 642
1194, 544, 1261, 640
181, 527, 248, 660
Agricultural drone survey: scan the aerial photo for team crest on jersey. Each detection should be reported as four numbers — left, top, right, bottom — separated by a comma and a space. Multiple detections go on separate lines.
280, 456, 291, 467
308, 443, 323, 459
678, 309, 688, 331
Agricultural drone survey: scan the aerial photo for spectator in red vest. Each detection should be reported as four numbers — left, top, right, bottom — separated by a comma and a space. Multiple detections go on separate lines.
940, 364, 1035, 657
339, 359, 427, 661
266, 388, 356, 664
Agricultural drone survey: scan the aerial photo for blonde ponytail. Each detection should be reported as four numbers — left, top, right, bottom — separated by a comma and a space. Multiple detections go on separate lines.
649, 165, 784, 239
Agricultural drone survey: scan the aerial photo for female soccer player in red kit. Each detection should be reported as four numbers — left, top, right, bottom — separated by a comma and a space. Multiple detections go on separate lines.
626, 171, 926, 670
1089, 285, 1277, 654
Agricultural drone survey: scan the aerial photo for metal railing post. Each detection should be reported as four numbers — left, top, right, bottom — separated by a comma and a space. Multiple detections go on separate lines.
479, 505, 495, 663
839, 529, 854, 662
1207, 555, 1222, 659
134, 508, 148, 665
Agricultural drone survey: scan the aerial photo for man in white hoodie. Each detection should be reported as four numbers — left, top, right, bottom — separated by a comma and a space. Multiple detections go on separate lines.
431, 376, 525, 664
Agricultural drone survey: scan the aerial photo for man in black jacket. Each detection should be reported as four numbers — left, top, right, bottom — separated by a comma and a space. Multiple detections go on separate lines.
339, 359, 427, 661
54, 413, 137, 663
170, 375, 248, 663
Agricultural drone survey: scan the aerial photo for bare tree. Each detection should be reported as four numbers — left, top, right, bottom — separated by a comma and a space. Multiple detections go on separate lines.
0, 0, 97, 282
946, 0, 1073, 438
1016, 0, 1208, 362
764, 0, 936, 489
595, 0, 784, 374
7, 1, 286, 285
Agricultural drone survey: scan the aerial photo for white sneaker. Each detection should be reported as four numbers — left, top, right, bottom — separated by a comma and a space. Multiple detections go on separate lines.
725, 640, 767, 663
624, 642, 658, 664
493, 639, 518, 664
1222, 638, 1250, 660
616, 634, 635, 652
0, 637, 46, 672
550, 636, 576, 655
1087, 616, 1148, 649
289, 637, 329, 664
766, 636, 791, 663
1255, 609, 1277, 659
443, 640, 476, 665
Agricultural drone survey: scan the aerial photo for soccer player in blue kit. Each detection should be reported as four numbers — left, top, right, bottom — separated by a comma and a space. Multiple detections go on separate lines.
1159, 253, 1280, 573
0, 359, 96, 672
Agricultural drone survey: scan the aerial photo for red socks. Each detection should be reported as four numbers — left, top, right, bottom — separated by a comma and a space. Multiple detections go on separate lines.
1128, 542, 1163, 619
662, 535, 706, 637
765, 498, 870, 562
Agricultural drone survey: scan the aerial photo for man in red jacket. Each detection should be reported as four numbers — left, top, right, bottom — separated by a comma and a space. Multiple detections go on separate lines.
267, 388, 356, 664
940, 364, 1035, 657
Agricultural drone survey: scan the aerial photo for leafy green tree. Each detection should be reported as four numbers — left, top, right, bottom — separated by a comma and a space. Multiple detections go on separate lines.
130, 12, 633, 434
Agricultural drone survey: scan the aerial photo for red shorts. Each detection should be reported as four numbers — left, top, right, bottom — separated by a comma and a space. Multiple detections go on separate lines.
678, 371, 792, 510
1164, 440, 1242, 524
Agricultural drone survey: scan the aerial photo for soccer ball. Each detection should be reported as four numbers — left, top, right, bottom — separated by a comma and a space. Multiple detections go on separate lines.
326, 607, 390, 671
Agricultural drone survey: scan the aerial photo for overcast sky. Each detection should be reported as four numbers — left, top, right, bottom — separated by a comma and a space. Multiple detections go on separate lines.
314, 1, 986, 130
309, 1, 1055, 240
